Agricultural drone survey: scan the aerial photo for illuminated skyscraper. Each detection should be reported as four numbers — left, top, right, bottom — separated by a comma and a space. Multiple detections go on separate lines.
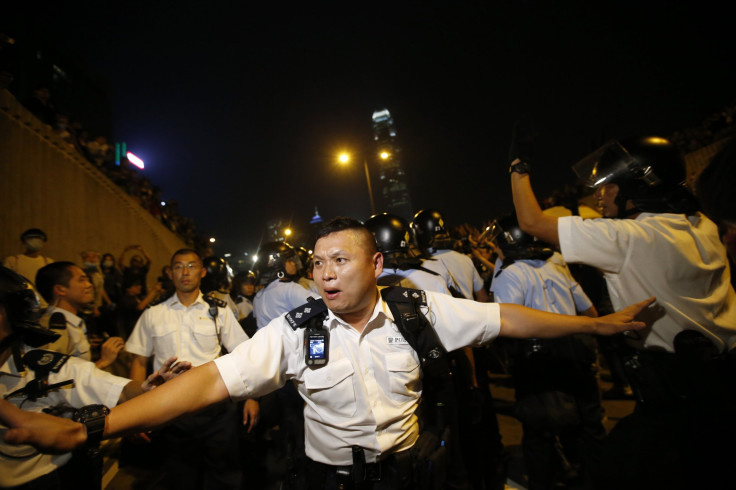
371, 108, 412, 219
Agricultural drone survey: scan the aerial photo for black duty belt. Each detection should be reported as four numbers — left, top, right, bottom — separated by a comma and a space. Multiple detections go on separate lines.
311, 446, 413, 485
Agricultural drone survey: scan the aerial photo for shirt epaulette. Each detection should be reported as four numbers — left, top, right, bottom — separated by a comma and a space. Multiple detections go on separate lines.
285, 297, 327, 330
23, 349, 70, 373
380, 286, 427, 306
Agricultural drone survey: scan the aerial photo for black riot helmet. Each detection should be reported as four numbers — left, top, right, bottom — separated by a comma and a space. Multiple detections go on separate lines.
0, 266, 59, 348
410, 209, 454, 251
365, 213, 424, 270
489, 214, 554, 261
572, 136, 699, 218
201, 256, 232, 293
254, 241, 298, 286
365, 214, 413, 256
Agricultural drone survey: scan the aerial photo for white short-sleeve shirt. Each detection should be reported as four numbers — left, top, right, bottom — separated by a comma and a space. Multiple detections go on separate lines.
378, 268, 451, 295
126, 292, 249, 370
558, 213, 736, 352
491, 252, 593, 315
215, 288, 500, 466
0, 349, 129, 487
254, 280, 314, 329
42, 306, 91, 361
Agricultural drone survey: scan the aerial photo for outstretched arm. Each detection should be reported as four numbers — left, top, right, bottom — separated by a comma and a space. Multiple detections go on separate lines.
2, 361, 228, 453
106, 361, 228, 438
510, 162, 560, 247
1, 400, 87, 453
499, 296, 655, 338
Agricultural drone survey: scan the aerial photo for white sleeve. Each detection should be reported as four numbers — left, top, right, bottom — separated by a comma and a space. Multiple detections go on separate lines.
423, 291, 501, 351
558, 216, 631, 273
125, 308, 153, 357
56, 356, 130, 407
214, 319, 299, 400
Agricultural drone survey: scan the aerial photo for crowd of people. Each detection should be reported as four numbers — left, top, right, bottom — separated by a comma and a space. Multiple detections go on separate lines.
2, 65, 204, 248
2, 37, 736, 488
3, 127, 735, 488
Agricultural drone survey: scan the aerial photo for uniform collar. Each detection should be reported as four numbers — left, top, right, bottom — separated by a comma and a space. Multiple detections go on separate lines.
323, 287, 395, 331
167, 291, 207, 309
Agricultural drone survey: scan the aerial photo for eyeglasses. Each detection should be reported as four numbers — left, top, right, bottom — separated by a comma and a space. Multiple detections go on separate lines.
172, 262, 201, 272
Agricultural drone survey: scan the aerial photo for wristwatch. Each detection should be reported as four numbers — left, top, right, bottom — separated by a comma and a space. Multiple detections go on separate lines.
73, 404, 109, 456
509, 160, 531, 175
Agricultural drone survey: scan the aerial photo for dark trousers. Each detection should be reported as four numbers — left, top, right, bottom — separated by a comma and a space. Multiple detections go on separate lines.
161, 399, 242, 490
305, 451, 414, 490
596, 349, 736, 490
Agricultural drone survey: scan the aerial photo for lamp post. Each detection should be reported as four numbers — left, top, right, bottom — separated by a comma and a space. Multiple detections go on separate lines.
337, 151, 389, 216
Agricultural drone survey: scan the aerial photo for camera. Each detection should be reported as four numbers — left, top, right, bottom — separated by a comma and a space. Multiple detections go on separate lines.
305, 327, 329, 367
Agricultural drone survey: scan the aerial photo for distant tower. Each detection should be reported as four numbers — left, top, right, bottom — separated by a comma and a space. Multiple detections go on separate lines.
371, 108, 412, 219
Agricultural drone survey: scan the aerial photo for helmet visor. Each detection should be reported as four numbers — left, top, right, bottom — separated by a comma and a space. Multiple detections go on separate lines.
572, 140, 635, 188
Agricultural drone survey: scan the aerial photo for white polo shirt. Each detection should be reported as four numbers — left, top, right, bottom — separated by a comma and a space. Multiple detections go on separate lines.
215, 288, 500, 466
558, 213, 736, 352
0, 349, 129, 487
126, 292, 248, 370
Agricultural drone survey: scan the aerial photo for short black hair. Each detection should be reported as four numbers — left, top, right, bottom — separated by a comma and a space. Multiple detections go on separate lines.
315, 217, 378, 254
170, 248, 202, 266
35, 261, 76, 302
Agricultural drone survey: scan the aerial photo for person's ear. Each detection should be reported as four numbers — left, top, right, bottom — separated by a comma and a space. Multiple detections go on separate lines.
53, 284, 67, 299
373, 252, 384, 278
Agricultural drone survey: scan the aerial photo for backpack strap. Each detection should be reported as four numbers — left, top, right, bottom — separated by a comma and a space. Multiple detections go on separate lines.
380, 287, 451, 381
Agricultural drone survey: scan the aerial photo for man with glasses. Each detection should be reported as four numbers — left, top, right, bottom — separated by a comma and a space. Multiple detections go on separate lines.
126, 248, 254, 490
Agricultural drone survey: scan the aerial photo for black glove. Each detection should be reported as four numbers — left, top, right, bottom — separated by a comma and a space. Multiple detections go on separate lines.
508, 113, 538, 165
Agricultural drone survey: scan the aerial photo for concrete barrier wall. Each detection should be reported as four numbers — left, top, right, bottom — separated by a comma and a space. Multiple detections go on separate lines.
0, 89, 186, 289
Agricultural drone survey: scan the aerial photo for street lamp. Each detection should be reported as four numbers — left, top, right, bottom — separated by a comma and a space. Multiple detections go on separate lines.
337, 151, 389, 216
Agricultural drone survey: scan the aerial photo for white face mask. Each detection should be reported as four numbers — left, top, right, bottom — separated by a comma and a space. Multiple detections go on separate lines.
24, 238, 44, 252
102, 260, 114, 268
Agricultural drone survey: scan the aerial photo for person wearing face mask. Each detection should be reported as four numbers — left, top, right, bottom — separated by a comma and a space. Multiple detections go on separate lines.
3, 228, 54, 289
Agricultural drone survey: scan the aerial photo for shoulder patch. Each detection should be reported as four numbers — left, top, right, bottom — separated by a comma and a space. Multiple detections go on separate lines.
380, 286, 427, 306
23, 349, 70, 373
285, 297, 327, 330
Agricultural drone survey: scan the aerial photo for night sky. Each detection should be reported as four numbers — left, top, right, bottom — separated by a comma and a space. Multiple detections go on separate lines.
12, 1, 736, 258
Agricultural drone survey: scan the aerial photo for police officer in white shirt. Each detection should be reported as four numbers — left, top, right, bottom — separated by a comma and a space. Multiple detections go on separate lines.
508, 129, 736, 489
1, 218, 654, 490
0, 266, 190, 489
126, 248, 254, 490
411, 209, 490, 302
